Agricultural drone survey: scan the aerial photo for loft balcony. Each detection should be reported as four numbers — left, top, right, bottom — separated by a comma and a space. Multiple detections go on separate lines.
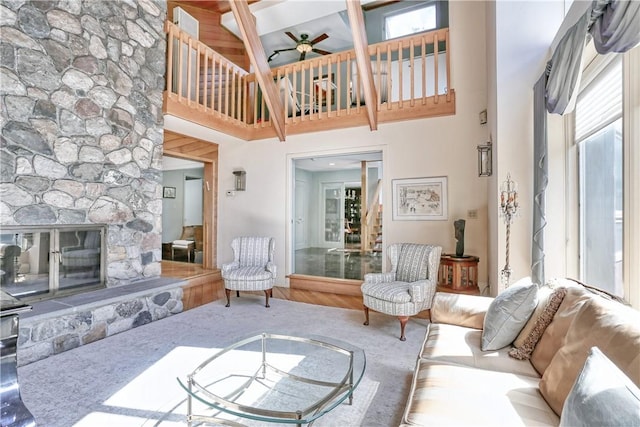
163, 21, 456, 141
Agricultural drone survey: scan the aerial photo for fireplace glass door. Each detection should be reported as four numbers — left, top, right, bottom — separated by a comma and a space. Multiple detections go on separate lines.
0, 226, 105, 301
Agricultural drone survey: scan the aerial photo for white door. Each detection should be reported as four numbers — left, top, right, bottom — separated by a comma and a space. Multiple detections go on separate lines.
295, 178, 309, 250
321, 183, 344, 248
183, 178, 203, 225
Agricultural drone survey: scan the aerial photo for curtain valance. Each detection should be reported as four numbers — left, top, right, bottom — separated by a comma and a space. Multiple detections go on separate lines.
545, 0, 640, 114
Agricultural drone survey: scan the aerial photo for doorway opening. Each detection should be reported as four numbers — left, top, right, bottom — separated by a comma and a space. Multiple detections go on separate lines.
292, 151, 383, 281
162, 156, 204, 264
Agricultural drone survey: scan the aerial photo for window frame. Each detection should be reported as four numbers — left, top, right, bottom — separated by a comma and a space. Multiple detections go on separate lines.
383, 2, 438, 40
565, 42, 640, 307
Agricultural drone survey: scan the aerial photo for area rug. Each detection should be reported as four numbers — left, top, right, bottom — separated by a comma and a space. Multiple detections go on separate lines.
19, 294, 429, 426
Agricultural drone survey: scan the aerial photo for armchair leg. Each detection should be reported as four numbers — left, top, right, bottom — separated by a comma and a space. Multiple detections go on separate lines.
236, 290, 240, 298
398, 316, 409, 341
225, 289, 231, 307
363, 305, 370, 326
264, 289, 271, 308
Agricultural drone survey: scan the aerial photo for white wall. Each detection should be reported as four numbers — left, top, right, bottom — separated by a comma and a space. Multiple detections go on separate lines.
487, 0, 565, 294
165, 1, 490, 291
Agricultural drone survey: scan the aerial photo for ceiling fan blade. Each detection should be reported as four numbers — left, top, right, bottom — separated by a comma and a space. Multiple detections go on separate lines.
312, 48, 332, 56
299, 51, 306, 61
275, 47, 297, 53
310, 33, 329, 45
285, 31, 299, 43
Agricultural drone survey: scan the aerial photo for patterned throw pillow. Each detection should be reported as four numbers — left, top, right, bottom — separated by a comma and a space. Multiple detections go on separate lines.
509, 287, 568, 360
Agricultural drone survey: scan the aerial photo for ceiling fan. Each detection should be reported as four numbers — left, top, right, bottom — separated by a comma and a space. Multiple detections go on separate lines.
268, 32, 332, 63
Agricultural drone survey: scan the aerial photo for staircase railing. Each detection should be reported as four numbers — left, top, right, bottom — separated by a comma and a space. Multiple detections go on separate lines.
165, 21, 250, 125
363, 179, 383, 252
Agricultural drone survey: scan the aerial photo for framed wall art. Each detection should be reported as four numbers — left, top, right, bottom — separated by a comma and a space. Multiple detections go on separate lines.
392, 176, 448, 220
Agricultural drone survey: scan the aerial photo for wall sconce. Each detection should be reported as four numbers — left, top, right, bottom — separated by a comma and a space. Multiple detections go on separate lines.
499, 173, 520, 287
477, 142, 492, 177
233, 170, 246, 191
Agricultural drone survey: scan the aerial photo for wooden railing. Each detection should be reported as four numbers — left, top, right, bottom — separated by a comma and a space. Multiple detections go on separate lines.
363, 179, 383, 252
165, 21, 250, 126
262, 28, 451, 125
164, 22, 454, 139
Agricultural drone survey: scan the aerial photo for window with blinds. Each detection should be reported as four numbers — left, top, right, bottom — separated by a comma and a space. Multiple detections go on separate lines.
575, 58, 622, 142
575, 55, 623, 297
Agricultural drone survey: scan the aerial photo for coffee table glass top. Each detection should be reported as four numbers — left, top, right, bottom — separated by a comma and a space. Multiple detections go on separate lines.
177, 332, 366, 425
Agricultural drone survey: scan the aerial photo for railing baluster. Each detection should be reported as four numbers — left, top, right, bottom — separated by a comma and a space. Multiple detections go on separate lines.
336, 54, 341, 116
398, 41, 403, 109
376, 47, 381, 111
166, 23, 173, 94
446, 29, 451, 102
177, 32, 184, 101
410, 39, 415, 107
202, 50, 208, 110
421, 35, 426, 105
386, 44, 391, 111
217, 57, 222, 114
434, 32, 440, 104
195, 43, 201, 105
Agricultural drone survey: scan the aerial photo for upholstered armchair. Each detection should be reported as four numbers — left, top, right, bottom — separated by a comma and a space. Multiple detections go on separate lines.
61, 231, 101, 278
361, 243, 442, 341
221, 237, 276, 308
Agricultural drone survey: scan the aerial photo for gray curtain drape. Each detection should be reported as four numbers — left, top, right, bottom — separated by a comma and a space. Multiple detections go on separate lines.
545, 0, 640, 115
590, 0, 640, 54
532, 0, 639, 285
532, 74, 548, 287
545, 13, 590, 114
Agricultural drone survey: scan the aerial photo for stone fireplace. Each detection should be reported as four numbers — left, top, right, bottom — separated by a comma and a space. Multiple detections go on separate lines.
0, 1, 183, 365
1, 0, 168, 287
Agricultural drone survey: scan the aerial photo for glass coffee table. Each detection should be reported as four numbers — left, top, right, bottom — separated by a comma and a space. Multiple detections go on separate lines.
177, 333, 366, 426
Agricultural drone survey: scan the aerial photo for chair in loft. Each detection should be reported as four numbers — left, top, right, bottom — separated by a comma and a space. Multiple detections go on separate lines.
350, 60, 390, 105
221, 237, 276, 308
361, 243, 442, 340
278, 77, 311, 117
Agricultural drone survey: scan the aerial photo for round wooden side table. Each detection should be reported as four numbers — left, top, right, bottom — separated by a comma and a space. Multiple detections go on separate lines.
438, 254, 480, 293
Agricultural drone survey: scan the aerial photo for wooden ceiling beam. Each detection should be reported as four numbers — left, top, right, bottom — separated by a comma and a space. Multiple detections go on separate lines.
228, 0, 286, 142
346, 0, 378, 131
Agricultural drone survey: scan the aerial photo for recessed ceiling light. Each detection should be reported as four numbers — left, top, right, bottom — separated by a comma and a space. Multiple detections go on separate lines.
329, 162, 336, 166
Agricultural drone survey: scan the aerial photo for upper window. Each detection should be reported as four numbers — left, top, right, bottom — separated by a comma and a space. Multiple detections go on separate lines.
384, 4, 436, 40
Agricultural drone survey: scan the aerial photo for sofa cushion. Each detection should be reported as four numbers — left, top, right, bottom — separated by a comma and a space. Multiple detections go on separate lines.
481, 279, 538, 351
509, 287, 567, 361
401, 359, 559, 426
560, 347, 640, 427
530, 286, 593, 375
430, 292, 493, 329
513, 285, 555, 348
420, 323, 540, 378
539, 295, 640, 415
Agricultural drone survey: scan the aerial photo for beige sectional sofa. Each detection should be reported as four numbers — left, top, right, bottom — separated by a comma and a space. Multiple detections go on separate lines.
401, 280, 640, 426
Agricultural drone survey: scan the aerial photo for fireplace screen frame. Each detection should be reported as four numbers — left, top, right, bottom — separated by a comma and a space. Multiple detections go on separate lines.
0, 224, 106, 303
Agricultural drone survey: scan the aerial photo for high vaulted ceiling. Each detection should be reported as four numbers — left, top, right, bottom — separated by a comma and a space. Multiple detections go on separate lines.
220, 0, 380, 67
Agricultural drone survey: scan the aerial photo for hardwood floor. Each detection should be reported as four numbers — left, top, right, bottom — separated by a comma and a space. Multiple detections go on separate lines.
161, 261, 430, 319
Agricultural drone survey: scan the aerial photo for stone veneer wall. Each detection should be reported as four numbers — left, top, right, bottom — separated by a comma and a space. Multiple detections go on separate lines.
18, 286, 183, 365
0, 0, 167, 286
